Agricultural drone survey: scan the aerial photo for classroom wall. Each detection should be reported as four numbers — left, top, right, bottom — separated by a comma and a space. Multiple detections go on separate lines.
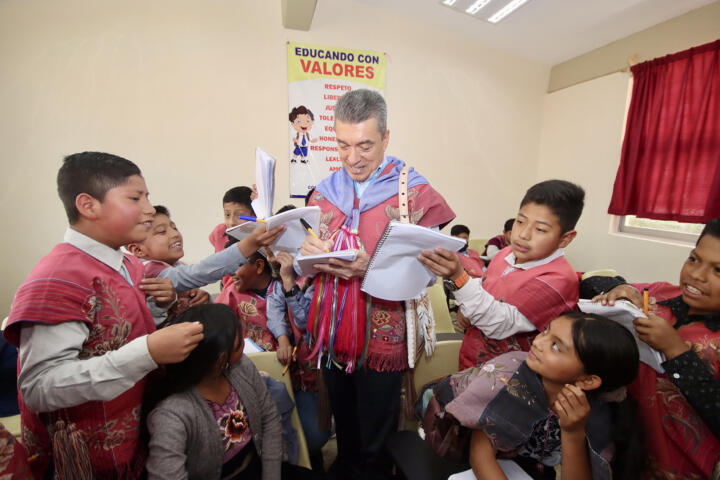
0, 0, 550, 314
548, 1, 720, 92
536, 72, 689, 283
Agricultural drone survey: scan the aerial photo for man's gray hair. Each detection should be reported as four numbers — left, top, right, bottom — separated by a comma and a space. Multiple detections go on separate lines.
334, 89, 387, 136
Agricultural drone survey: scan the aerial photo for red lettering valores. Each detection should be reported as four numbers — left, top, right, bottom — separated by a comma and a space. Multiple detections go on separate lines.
300, 60, 375, 79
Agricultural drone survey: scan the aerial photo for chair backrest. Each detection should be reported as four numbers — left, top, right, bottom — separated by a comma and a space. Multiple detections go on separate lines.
246, 352, 311, 469
413, 338, 462, 397
427, 280, 453, 334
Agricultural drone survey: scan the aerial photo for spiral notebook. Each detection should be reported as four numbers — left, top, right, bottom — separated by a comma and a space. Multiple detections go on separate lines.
225, 206, 321, 253
361, 221, 466, 301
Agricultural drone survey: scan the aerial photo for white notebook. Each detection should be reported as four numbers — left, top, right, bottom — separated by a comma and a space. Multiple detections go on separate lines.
225, 206, 322, 253
296, 250, 359, 276
251, 147, 276, 220
361, 222, 466, 301
578, 299, 666, 373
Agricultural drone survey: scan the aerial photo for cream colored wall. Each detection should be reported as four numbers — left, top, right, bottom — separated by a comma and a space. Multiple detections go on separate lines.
536, 72, 688, 283
548, 1, 720, 92
0, 0, 549, 314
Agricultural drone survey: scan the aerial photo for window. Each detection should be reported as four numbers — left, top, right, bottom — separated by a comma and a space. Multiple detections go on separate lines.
607, 39, 720, 224
615, 215, 703, 245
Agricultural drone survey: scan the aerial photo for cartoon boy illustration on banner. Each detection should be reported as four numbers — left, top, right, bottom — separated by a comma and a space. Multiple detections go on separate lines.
289, 106, 317, 164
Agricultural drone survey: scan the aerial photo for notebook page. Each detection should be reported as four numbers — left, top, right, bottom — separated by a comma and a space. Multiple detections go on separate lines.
361, 222, 465, 301
225, 206, 321, 253
578, 299, 666, 373
251, 147, 275, 219
296, 250, 358, 276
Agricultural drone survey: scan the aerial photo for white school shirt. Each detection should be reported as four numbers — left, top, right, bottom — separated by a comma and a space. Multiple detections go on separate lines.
17, 228, 158, 413
453, 249, 566, 340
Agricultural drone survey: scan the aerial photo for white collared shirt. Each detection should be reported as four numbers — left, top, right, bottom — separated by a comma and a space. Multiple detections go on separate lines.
64, 227, 126, 272
452, 249, 566, 341
354, 156, 389, 198
17, 228, 158, 412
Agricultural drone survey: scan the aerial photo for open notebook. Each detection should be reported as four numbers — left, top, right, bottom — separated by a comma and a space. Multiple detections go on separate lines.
361, 222, 466, 301
226, 206, 322, 253
578, 299, 666, 373
296, 250, 358, 276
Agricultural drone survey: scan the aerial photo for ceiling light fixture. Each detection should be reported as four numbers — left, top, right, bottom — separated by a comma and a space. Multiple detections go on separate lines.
465, 0, 492, 15
488, 0, 530, 23
442, 0, 457, 5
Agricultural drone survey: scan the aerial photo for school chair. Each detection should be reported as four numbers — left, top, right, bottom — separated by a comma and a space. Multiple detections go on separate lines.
468, 238, 487, 255
427, 279, 454, 334
412, 334, 462, 397
246, 351, 311, 469
389, 335, 468, 478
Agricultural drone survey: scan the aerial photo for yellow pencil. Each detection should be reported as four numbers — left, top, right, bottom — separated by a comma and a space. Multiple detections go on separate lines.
299, 218, 329, 252
643, 287, 649, 316
282, 345, 298, 376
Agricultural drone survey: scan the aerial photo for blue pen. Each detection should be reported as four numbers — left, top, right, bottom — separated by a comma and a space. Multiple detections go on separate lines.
238, 215, 265, 223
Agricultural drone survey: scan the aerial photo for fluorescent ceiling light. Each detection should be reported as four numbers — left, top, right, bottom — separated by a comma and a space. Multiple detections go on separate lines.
442, 0, 457, 5
488, 0, 530, 23
465, 0, 492, 15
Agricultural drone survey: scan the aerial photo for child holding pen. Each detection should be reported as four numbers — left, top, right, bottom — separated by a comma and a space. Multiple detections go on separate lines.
272, 251, 330, 472
590, 218, 720, 478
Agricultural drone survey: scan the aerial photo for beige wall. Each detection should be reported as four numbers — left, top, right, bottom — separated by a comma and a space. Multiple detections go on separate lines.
536, 72, 688, 283
0, 0, 550, 314
549, 1, 720, 92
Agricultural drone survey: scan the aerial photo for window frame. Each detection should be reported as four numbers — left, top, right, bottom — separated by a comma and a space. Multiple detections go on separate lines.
613, 215, 701, 246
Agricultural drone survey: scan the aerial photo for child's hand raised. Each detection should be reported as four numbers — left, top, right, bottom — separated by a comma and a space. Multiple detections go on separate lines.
555, 384, 590, 436
633, 314, 690, 360
147, 321, 204, 364
238, 225, 285, 257
417, 248, 464, 280
187, 288, 210, 307
591, 284, 644, 308
140, 278, 177, 307
276, 252, 296, 280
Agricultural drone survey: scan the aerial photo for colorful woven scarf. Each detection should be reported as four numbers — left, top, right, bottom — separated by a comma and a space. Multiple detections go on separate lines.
307, 225, 371, 372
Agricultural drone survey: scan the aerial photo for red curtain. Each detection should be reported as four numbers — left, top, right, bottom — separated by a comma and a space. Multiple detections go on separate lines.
608, 39, 720, 223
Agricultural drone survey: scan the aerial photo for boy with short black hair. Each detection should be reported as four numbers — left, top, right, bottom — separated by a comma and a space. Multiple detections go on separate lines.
127, 205, 281, 323
4, 152, 205, 479
420, 179, 584, 369
482, 217, 515, 260
208, 186, 256, 252
449, 223, 485, 277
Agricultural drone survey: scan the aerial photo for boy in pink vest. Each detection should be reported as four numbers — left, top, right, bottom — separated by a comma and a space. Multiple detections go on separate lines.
127, 205, 281, 324
3, 152, 208, 479
420, 179, 583, 369
208, 186, 255, 253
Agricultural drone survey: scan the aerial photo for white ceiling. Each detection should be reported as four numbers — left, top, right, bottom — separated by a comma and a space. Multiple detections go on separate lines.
352, 0, 718, 65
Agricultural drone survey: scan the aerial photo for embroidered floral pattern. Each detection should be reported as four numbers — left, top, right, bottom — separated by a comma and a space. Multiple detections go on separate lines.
655, 377, 707, 452
85, 406, 141, 452
238, 299, 259, 317
319, 211, 334, 240
450, 357, 522, 394
505, 378, 535, 405
79, 277, 133, 359
224, 409, 249, 446
208, 391, 252, 456
0, 428, 14, 474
